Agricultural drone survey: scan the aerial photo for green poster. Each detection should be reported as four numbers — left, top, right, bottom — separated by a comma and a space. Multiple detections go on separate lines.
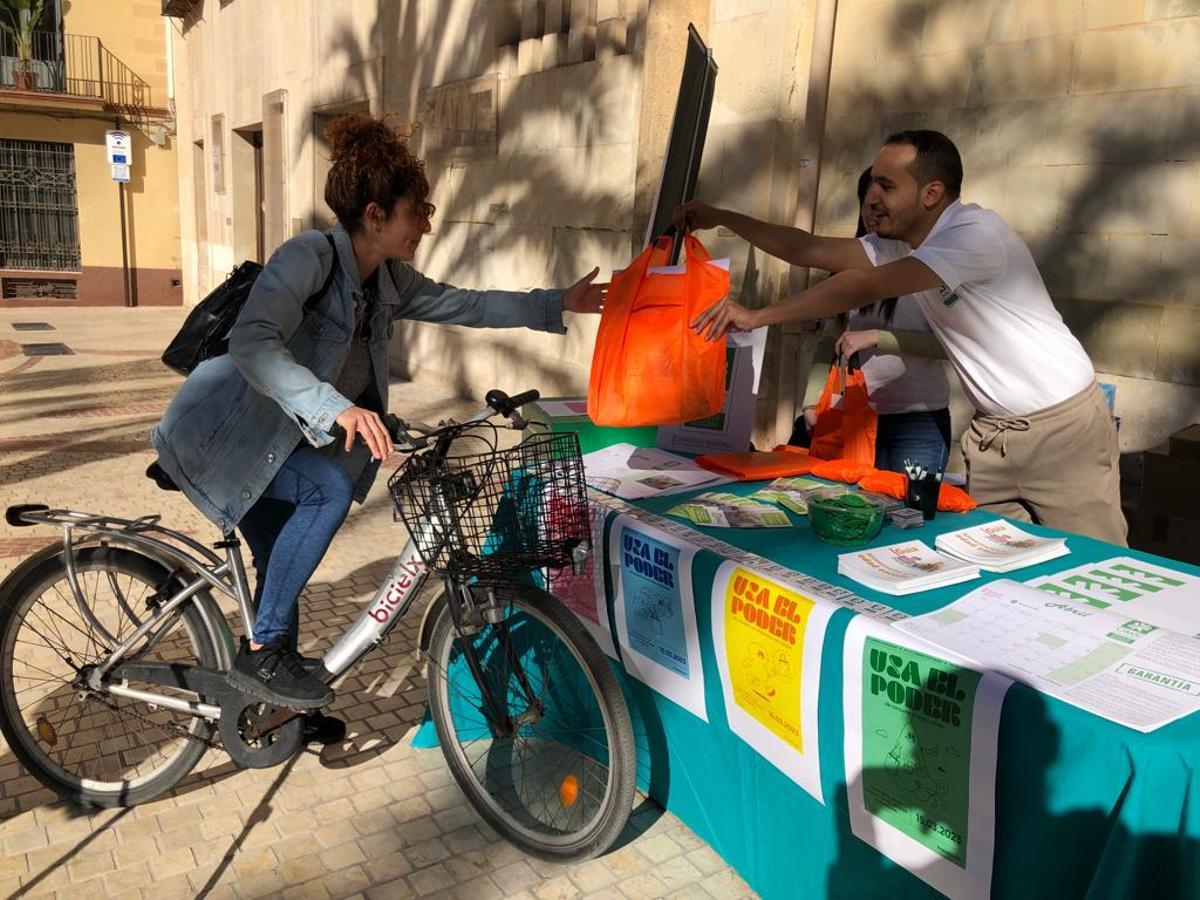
861, 638, 981, 868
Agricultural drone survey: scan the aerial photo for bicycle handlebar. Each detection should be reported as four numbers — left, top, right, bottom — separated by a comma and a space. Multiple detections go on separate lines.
372, 388, 542, 452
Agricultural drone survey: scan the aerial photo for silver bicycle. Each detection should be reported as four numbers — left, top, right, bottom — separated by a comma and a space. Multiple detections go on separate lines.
0, 389, 636, 860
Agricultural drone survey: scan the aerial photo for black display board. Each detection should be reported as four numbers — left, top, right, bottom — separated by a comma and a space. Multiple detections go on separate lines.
643, 24, 719, 265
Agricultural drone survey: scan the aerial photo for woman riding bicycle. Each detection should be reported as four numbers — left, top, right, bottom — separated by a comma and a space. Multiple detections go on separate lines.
151, 113, 605, 731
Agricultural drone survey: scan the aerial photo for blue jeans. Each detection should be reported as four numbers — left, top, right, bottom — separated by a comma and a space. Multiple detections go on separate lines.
238, 446, 354, 646
874, 408, 951, 475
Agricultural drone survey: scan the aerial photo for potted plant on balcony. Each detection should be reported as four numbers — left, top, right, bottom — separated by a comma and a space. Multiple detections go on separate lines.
1, 0, 47, 91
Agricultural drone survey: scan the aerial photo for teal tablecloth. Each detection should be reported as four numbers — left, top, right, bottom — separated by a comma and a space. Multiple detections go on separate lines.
421, 420, 1200, 898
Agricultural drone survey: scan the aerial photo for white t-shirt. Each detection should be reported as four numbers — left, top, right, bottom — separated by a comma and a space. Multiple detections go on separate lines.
859, 200, 1094, 417
848, 299, 949, 415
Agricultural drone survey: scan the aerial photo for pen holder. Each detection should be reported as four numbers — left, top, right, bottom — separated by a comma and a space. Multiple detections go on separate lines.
905, 473, 940, 521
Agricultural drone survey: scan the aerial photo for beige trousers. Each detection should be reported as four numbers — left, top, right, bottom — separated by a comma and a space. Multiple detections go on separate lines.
961, 383, 1128, 546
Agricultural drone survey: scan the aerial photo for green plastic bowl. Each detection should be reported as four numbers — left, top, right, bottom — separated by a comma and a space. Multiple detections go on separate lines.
808, 488, 885, 546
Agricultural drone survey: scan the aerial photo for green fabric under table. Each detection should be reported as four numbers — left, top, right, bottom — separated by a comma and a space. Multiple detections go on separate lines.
418, 422, 1200, 898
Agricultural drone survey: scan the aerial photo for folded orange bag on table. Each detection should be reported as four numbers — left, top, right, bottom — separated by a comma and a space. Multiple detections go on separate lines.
588, 234, 731, 426
808, 364, 877, 463
856, 470, 906, 497
936, 483, 977, 512
697, 446, 819, 481
811, 458, 877, 484
856, 470, 978, 512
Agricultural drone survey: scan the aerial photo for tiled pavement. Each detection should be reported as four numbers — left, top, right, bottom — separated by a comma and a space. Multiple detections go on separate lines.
0, 308, 756, 900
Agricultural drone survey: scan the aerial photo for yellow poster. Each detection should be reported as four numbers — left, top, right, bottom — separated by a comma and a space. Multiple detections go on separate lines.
723, 566, 814, 752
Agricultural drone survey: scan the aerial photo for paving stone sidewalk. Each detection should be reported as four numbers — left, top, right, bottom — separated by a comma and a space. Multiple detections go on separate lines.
0, 308, 755, 900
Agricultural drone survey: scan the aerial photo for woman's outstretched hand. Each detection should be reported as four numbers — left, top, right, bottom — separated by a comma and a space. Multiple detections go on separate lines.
334, 406, 394, 460
563, 267, 607, 314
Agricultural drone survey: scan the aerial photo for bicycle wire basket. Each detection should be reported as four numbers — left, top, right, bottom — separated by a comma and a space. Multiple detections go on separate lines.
387, 423, 590, 582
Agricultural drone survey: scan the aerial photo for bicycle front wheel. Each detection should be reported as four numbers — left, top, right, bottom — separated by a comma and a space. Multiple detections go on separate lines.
426, 584, 636, 860
0, 547, 219, 807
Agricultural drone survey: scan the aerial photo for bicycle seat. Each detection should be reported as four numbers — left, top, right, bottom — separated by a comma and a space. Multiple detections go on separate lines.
145, 460, 181, 493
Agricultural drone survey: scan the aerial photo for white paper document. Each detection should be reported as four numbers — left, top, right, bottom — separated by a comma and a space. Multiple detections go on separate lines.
896, 580, 1200, 732
844, 616, 1010, 900
712, 560, 835, 800
583, 442, 733, 499
531, 398, 590, 419
1025, 556, 1200, 638
609, 516, 707, 721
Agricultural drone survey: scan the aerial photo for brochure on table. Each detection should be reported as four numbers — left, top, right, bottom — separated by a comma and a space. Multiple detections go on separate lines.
668, 492, 791, 528
838, 541, 981, 595
935, 521, 1069, 573
583, 443, 733, 499
896, 579, 1200, 732
844, 615, 1010, 900
656, 327, 768, 456
711, 560, 835, 801
609, 516, 708, 721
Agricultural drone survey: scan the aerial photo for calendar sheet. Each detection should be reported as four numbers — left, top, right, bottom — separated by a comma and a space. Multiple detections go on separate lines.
895, 579, 1200, 732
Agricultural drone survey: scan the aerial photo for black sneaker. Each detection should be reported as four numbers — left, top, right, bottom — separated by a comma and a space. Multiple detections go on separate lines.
298, 655, 329, 678
302, 712, 347, 745
228, 638, 334, 710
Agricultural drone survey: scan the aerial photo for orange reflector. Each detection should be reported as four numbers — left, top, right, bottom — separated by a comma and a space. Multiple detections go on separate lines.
36, 716, 57, 746
559, 774, 580, 807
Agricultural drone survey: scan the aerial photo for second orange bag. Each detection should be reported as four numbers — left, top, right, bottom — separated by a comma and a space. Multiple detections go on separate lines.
588, 235, 731, 426
807, 363, 877, 464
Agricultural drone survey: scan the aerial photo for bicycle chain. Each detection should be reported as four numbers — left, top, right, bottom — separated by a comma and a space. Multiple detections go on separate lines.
64, 626, 418, 762
82, 687, 227, 752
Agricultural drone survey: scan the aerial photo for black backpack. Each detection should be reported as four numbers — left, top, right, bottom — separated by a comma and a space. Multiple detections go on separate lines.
161, 234, 338, 376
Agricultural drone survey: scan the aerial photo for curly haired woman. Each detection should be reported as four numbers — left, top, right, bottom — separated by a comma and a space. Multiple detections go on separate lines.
152, 114, 604, 736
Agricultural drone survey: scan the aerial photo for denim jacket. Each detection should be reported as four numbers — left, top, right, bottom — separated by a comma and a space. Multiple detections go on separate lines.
152, 223, 565, 533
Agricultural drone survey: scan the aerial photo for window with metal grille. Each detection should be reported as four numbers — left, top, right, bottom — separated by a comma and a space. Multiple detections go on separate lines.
0, 138, 82, 272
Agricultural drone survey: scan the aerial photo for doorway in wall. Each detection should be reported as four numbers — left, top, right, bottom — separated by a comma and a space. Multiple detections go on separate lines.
232, 125, 265, 263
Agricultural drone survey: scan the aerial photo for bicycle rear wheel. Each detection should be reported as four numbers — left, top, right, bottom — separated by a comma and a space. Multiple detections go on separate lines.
0, 547, 218, 807
426, 584, 636, 860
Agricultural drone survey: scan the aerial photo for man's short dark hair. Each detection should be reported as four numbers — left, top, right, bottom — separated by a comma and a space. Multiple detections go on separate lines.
884, 130, 962, 198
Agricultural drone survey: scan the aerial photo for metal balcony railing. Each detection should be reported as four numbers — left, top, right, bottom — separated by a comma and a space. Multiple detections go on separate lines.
0, 30, 155, 111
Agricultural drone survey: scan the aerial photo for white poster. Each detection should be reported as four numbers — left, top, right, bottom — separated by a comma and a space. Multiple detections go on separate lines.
844, 616, 1010, 900
711, 560, 835, 800
547, 500, 617, 658
610, 516, 707, 721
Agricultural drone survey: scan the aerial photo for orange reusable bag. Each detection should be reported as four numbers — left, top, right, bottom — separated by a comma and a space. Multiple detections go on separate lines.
588, 234, 731, 426
807, 363, 877, 464
810, 458, 877, 484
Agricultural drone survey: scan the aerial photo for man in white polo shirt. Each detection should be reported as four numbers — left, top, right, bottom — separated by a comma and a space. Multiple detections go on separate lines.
677, 130, 1126, 545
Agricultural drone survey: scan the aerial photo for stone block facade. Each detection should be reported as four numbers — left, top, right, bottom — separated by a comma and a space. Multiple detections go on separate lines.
171, 0, 1200, 451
